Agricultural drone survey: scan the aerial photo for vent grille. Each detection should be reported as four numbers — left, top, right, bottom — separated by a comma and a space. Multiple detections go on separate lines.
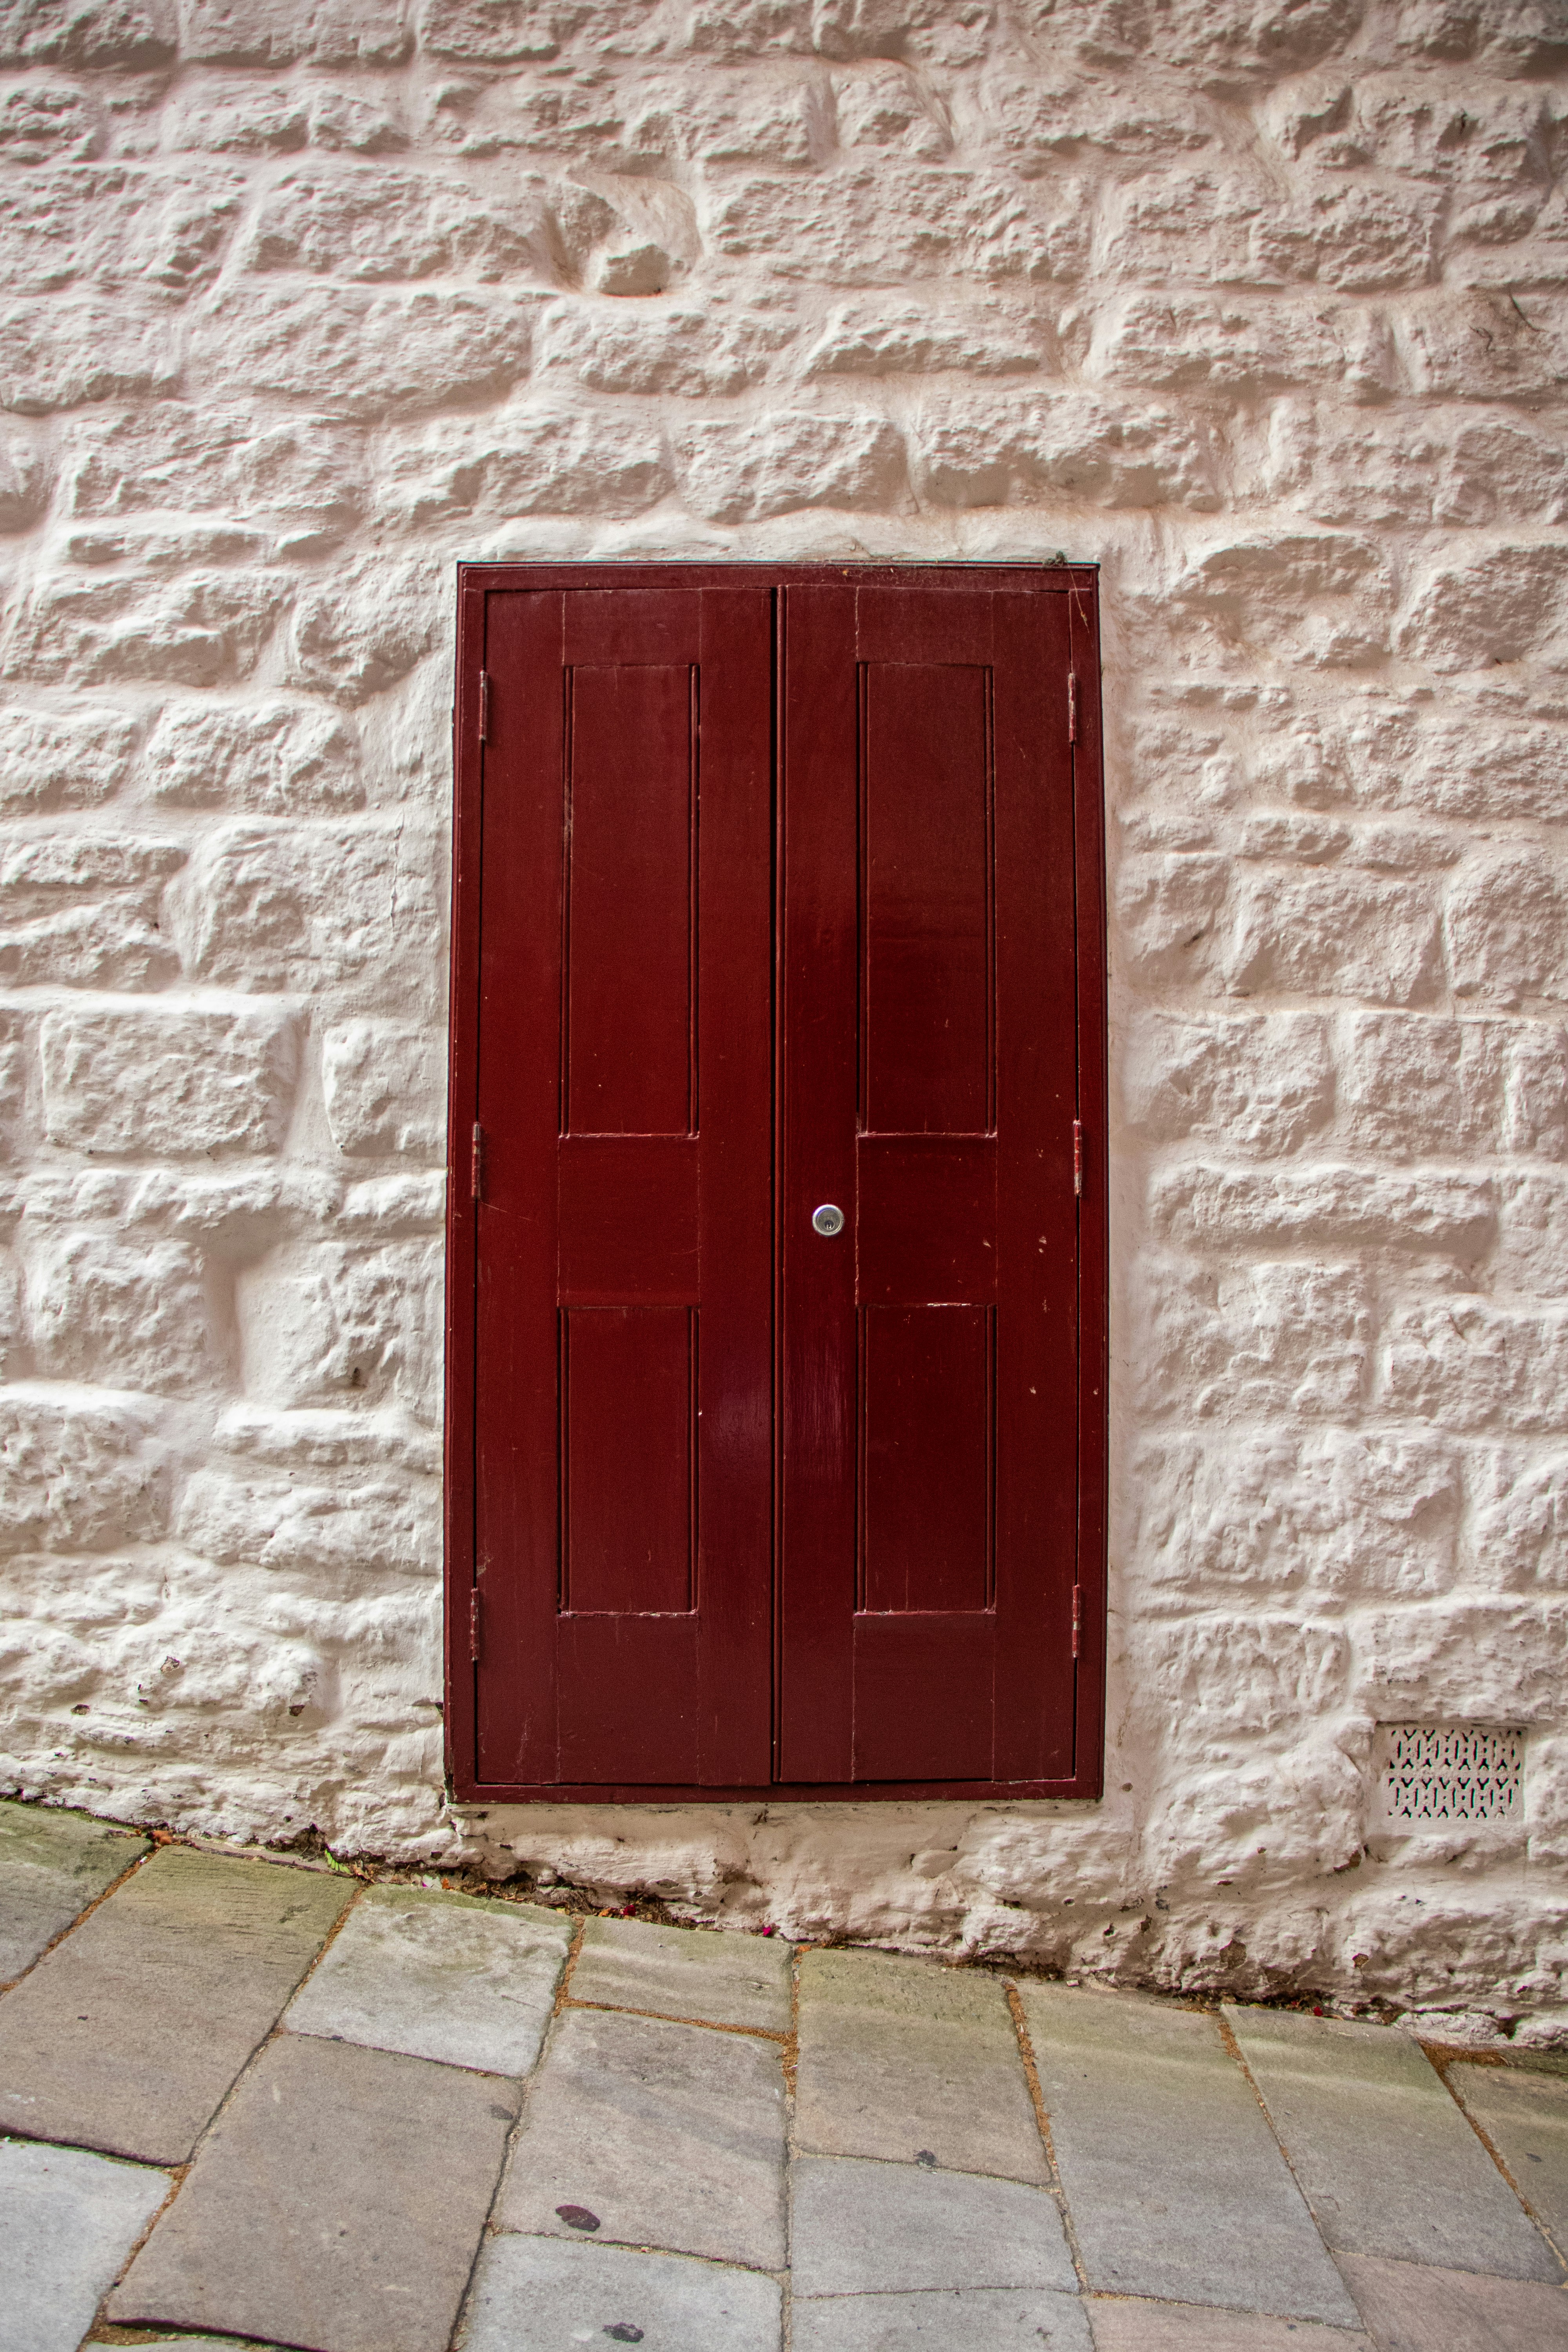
1382, 1724, 1523, 1824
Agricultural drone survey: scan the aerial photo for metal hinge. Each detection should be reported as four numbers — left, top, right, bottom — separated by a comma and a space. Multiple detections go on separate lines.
1071, 1585, 1082, 1659
1067, 670, 1077, 744
471, 1121, 485, 1202
470, 1587, 482, 1664
478, 671, 491, 743
1073, 1118, 1083, 1196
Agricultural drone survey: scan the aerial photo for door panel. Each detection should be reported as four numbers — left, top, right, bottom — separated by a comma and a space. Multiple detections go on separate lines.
452, 564, 1102, 1801
778, 584, 1080, 1788
471, 585, 772, 1788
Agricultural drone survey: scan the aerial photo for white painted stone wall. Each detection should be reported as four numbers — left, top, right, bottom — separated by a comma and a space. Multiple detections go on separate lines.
1, 0, 1566, 2040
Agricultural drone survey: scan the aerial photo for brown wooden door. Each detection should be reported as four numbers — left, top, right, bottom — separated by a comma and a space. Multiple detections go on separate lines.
446, 566, 1105, 1800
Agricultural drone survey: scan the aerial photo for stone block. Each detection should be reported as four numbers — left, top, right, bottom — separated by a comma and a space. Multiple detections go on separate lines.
1398, 544, 1568, 673
0, 1385, 170, 1553
1224, 2005, 1557, 2279
1114, 853, 1229, 984
913, 391, 1221, 509
1134, 1256, 1372, 1422
1505, 1025, 1568, 1157
321, 1019, 443, 1157
1224, 869, 1440, 1004
791, 2153, 1075, 2295
708, 164, 1085, 286
1085, 291, 1391, 396
675, 409, 903, 522
1470, 1446, 1568, 1591
3, 570, 293, 688
1447, 852, 1568, 1005
805, 299, 1038, 379
61, 402, 365, 530
181, 0, 410, 63
573, 1913, 793, 2030
1150, 1162, 1495, 1258
0, 1796, 147, 1980
462, 2234, 782, 2352
0, 2138, 170, 2352
237, 1238, 443, 1421
1016, 1985, 1358, 2324
141, 701, 363, 813
175, 818, 442, 1008
108, 2031, 517, 2352
0, 1845, 351, 2162
1494, 1174, 1568, 1298
537, 300, 791, 395
25, 1233, 214, 1391
284, 1880, 570, 2072
39, 1004, 297, 1156
287, 557, 437, 701
1130, 1615, 1348, 1742
1337, 2254, 1568, 2352
376, 407, 669, 525
1450, 2062, 1568, 2250
1354, 1599, 1568, 1725
793, 2287, 1091, 2350
1122, 1011, 1334, 1155
0, 0, 176, 65
187, 285, 540, 418
795, 1946, 1046, 2182
1383, 1300, 1568, 1434
1341, 1013, 1508, 1156
495, 2005, 788, 2267
239, 164, 545, 280
0, 707, 134, 815
174, 1463, 439, 1589
0, 295, 180, 410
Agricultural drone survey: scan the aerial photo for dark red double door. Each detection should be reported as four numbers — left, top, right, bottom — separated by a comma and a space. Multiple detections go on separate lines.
446, 566, 1104, 1800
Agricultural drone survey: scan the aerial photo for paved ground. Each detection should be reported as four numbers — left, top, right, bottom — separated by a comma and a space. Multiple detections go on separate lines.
2, 1802, 1567, 2352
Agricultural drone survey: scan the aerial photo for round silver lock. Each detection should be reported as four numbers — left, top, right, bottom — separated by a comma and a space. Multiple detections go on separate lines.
811, 1203, 846, 1238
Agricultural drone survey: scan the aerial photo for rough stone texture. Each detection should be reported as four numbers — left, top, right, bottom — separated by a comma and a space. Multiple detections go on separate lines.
0, 2138, 170, 2352
462, 2234, 783, 2352
281, 1878, 571, 2074
571, 1911, 793, 2031
0, 0, 1564, 2038
0, 1844, 350, 2161
108, 2030, 521, 2352
0, 1793, 146, 1980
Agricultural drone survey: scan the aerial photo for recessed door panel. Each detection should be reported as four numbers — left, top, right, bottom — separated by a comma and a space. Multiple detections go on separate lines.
564, 1307, 694, 1617
861, 1305, 992, 1616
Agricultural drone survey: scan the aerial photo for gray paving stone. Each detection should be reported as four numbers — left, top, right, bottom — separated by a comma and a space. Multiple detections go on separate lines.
0, 1846, 351, 2163
0, 1799, 148, 1984
1087, 2299, 1372, 2351
108, 2032, 520, 2352
573, 1914, 793, 2033
284, 1881, 571, 2076
791, 2287, 1093, 2350
0, 2136, 168, 2352
1450, 2058, 1568, 2250
796, 1948, 1047, 2183
1338, 2251, 1568, 2351
461, 2233, 782, 2352
495, 2005, 787, 2269
1018, 1984, 1358, 2326
1224, 2004, 1559, 2282
791, 2153, 1076, 2296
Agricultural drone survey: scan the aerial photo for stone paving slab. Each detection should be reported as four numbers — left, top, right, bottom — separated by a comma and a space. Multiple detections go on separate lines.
572, 1914, 793, 2033
796, 1948, 1047, 2183
1338, 2250, 1568, 2351
1449, 2057, 1568, 2249
0, 1847, 351, 2164
0, 2136, 168, 2352
791, 2286, 1093, 2350
1018, 1985, 1359, 2326
1086, 2298, 1374, 2350
283, 1881, 571, 2076
791, 2153, 1075, 2296
495, 2005, 787, 2269
1224, 2004, 1559, 2282
461, 2233, 782, 2352
0, 1801, 148, 1985
108, 2031, 520, 2352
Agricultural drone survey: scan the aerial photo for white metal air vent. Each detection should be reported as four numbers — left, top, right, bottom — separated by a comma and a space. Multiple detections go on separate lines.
1379, 1724, 1524, 1826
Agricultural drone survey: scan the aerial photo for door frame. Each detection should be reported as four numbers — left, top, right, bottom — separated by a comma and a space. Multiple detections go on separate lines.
444, 563, 1107, 1804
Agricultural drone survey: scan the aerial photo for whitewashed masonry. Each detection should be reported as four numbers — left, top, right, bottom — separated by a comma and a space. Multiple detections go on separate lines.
1, 0, 1567, 2042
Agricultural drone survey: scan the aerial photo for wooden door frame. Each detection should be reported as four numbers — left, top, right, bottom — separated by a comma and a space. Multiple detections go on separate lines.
444, 563, 1107, 1805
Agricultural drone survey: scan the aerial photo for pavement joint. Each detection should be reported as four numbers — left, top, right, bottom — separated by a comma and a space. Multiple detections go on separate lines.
564, 1996, 791, 2042
0, 1838, 153, 1998
1005, 1975, 1088, 2293
1430, 2049, 1568, 2273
